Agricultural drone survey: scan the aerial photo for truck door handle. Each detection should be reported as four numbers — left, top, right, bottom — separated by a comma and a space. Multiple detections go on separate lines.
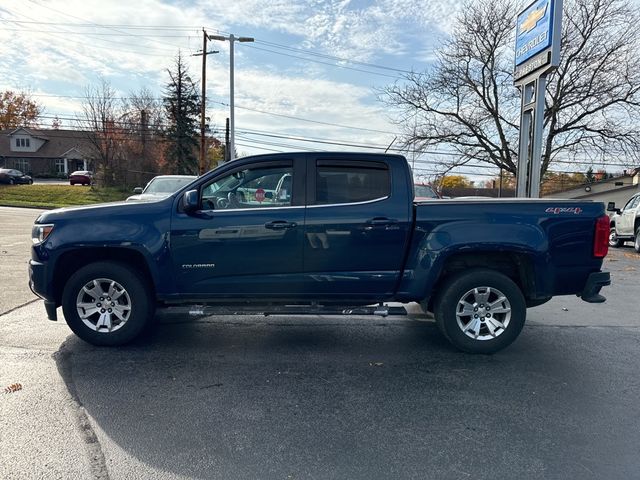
265, 220, 297, 230
365, 217, 397, 230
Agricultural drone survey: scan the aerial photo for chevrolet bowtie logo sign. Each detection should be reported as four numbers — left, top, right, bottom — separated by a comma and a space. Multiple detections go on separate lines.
519, 5, 547, 35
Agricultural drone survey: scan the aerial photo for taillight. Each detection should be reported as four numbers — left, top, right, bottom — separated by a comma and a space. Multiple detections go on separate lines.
593, 215, 609, 258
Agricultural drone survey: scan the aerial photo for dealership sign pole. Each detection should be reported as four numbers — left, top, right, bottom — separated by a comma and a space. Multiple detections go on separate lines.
514, 0, 562, 197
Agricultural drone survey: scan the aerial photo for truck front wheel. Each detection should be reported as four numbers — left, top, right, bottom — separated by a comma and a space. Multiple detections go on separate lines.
61, 262, 154, 346
609, 227, 623, 248
433, 269, 526, 354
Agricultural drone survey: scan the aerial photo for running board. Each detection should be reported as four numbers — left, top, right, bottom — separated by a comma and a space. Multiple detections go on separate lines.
162, 303, 407, 318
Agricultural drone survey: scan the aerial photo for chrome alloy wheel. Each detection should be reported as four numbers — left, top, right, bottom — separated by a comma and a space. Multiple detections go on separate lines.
455, 286, 512, 341
609, 230, 618, 246
75, 278, 132, 333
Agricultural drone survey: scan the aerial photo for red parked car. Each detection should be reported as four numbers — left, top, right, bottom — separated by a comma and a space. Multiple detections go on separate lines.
69, 171, 93, 186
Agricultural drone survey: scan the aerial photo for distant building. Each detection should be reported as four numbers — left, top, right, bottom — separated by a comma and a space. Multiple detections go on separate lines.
542, 168, 640, 207
442, 186, 516, 198
0, 128, 94, 176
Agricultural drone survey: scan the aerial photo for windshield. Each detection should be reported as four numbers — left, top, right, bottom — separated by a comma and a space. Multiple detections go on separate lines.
414, 184, 438, 198
144, 177, 195, 194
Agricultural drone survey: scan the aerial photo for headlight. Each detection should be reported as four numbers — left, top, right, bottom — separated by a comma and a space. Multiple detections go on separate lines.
32, 224, 54, 244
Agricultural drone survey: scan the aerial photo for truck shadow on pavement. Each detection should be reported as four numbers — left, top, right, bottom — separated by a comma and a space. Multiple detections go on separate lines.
53, 316, 640, 480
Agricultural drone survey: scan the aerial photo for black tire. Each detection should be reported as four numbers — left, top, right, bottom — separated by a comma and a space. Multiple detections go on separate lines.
433, 269, 526, 354
634, 227, 640, 253
62, 262, 154, 346
609, 227, 623, 248
9, 178, 14, 185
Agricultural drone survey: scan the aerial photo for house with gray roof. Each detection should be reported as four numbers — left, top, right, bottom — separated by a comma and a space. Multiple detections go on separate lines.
0, 128, 95, 177
542, 168, 640, 207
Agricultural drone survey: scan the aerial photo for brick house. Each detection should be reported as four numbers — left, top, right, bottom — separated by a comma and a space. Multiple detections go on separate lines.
0, 128, 95, 177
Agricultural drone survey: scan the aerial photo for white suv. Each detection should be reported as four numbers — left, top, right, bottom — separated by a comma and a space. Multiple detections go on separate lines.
608, 192, 640, 252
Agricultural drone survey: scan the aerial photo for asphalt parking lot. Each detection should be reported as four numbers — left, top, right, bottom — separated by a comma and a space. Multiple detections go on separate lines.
1, 206, 639, 479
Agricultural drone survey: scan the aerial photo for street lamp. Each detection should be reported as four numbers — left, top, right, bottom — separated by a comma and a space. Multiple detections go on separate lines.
209, 34, 254, 161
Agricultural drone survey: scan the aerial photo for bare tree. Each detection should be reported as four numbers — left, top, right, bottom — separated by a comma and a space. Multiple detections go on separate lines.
81, 79, 127, 186
120, 88, 168, 183
383, 0, 640, 176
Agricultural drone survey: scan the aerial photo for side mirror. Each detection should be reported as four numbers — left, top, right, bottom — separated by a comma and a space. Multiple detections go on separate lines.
607, 202, 620, 214
133, 187, 143, 194
182, 189, 199, 213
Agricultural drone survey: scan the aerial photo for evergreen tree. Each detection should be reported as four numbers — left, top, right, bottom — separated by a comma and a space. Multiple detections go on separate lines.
585, 167, 595, 183
163, 53, 200, 175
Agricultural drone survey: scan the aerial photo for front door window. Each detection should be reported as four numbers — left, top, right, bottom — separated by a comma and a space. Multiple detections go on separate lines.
201, 165, 293, 210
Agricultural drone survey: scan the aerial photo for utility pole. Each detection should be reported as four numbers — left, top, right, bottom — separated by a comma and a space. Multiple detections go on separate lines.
209, 33, 254, 161
225, 117, 230, 162
193, 29, 218, 175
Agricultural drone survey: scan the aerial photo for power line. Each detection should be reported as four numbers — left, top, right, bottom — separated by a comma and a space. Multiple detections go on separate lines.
22, 0, 185, 50
0, 27, 197, 38
235, 142, 283, 153
2, 15, 414, 75
0, 9, 177, 57
208, 100, 394, 135
25, 94, 398, 136
252, 38, 414, 74
243, 44, 401, 79
0, 19, 201, 30
238, 129, 408, 152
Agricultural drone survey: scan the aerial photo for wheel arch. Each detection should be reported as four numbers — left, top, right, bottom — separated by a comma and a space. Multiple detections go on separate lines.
52, 247, 156, 305
424, 251, 537, 312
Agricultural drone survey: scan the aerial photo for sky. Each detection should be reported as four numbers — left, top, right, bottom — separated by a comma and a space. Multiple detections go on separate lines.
0, 0, 467, 180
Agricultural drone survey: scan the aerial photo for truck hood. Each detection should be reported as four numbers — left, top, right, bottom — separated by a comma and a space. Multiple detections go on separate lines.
35, 197, 173, 224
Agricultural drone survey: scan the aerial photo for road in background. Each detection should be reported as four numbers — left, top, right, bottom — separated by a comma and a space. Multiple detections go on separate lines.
0, 207, 43, 313
1, 205, 639, 479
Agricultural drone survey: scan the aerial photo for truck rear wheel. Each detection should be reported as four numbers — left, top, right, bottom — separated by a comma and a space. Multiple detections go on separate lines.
61, 262, 154, 346
433, 269, 526, 354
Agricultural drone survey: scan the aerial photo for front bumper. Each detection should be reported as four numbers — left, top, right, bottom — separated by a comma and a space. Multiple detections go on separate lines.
579, 271, 611, 303
29, 259, 57, 321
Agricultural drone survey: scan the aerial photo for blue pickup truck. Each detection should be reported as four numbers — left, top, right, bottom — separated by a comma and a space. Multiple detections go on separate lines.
29, 153, 611, 353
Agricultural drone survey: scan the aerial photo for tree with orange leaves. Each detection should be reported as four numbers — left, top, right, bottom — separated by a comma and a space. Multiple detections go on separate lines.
0, 91, 42, 130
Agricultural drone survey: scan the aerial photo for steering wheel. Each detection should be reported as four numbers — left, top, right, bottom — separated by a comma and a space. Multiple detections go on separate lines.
227, 191, 241, 209
216, 197, 229, 209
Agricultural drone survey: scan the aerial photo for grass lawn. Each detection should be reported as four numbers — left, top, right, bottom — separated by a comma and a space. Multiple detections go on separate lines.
0, 184, 129, 209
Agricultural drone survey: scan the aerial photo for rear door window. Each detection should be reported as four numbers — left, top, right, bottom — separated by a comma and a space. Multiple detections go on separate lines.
315, 162, 390, 205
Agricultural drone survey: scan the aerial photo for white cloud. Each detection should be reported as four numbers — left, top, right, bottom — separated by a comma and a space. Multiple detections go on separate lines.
199, 0, 462, 61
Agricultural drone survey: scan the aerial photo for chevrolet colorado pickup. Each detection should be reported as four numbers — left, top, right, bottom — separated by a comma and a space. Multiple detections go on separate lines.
29, 152, 611, 353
